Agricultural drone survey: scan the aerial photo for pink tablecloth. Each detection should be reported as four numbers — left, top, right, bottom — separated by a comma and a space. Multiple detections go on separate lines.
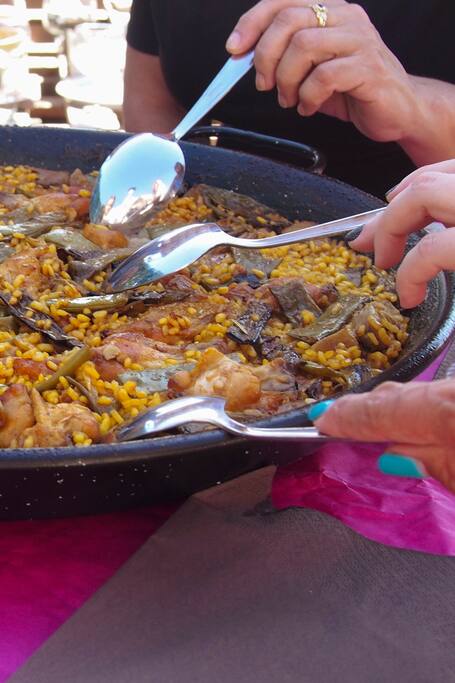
0, 354, 450, 681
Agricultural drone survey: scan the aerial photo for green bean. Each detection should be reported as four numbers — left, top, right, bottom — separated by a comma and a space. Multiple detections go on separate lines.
35, 346, 91, 393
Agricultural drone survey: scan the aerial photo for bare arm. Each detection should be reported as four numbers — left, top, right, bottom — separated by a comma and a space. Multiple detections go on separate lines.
123, 46, 185, 133
400, 77, 455, 167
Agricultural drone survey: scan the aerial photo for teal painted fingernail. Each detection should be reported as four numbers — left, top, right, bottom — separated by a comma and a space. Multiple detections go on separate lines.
307, 400, 334, 422
378, 453, 427, 478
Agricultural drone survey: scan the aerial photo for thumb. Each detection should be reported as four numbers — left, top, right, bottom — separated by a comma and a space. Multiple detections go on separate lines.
226, 0, 281, 54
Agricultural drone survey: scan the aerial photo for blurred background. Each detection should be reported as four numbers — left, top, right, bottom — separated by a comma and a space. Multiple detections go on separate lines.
0, 0, 131, 130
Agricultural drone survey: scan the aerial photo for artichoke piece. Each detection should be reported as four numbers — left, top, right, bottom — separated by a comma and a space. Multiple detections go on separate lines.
0, 292, 82, 347
257, 335, 300, 368
232, 247, 281, 279
192, 184, 291, 232
68, 247, 133, 281
0, 212, 67, 238
290, 295, 371, 343
312, 326, 358, 353
269, 279, 321, 324
119, 363, 196, 393
300, 360, 374, 389
44, 227, 102, 258
35, 346, 91, 392
227, 300, 273, 345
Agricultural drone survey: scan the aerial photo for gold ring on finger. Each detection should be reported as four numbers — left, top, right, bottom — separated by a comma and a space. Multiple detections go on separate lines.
310, 3, 328, 27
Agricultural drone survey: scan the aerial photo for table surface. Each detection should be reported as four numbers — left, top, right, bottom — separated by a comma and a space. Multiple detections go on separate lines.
1, 352, 453, 681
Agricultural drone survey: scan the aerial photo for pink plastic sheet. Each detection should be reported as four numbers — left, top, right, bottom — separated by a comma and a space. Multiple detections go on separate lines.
272, 353, 455, 555
0, 505, 177, 682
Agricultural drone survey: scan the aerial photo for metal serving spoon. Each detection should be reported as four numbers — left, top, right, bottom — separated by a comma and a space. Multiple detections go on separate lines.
89, 51, 255, 229
108, 206, 385, 292
116, 395, 384, 444
117, 396, 329, 442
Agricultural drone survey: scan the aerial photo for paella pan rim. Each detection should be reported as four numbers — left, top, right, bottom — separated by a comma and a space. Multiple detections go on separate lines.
0, 125, 452, 470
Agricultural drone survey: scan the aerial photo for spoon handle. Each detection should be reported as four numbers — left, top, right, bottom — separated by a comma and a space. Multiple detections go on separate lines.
172, 51, 255, 141
231, 206, 387, 249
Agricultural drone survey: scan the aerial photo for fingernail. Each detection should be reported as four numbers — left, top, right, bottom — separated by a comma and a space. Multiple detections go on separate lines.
297, 104, 305, 116
385, 183, 398, 201
278, 91, 288, 108
307, 400, 334, 422
378, 453, 427, 478
226, 31, 241, 51
256, 73, 266, 91
343, 227, 362, 243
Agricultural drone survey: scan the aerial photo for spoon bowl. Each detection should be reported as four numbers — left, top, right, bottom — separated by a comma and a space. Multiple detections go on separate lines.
89, 51, 255, 229
116, 395, 386, 445
89, 133, 185, 230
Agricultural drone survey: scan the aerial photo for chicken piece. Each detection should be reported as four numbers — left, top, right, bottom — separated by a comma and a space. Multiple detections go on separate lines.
31, 192, 89, 218
34, 168, 70, 187
0, 384, 35, 448
0, 247, 48, 297
112, 299, 229, 345
83, 223, 128, 249
13, 358, 51, 380
92, 333, 184, 380
169, 347, 261, 411
19, 389, 100, 448
0, 191, 31, 211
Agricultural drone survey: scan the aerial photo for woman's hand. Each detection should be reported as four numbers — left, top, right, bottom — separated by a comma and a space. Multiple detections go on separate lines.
312, 380, 455, 493
226, 0, 455, 163
351, 160, 455, 308
226, 0, 419, 144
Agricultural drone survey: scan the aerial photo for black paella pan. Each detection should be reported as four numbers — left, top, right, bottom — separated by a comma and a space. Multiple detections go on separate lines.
0, 125, 453, 520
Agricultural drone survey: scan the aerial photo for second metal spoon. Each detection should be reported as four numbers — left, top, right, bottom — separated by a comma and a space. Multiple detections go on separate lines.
108, 206, 385, 292
89, 51, 255, 230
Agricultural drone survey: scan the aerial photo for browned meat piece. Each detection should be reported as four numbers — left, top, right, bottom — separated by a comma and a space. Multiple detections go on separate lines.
82, 223, 128, 249
0, 385, 35, 448
93, 332, 184, 380
169, 347, 261, 411
30, 192, 90, 218
34, 168, 70, 187
13, 358, 51, 380
19, 389, 100, 448
0, 191, 31, 210
111, 299, 229, 345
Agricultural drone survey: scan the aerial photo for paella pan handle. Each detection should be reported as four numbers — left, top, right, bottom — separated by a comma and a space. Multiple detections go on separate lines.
183, 125, 326, 175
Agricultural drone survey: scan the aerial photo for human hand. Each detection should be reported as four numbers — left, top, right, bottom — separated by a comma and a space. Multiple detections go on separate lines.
350, 160, 455, 308
308, 379, 455, 493
226, 0, 418, 144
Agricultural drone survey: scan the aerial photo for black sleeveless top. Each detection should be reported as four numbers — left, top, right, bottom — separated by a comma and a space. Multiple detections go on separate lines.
127, 0, 455, 197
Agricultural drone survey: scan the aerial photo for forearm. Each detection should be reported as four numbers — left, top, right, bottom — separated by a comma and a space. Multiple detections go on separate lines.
399, 77, 455, 166
123, 46, 185, 133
